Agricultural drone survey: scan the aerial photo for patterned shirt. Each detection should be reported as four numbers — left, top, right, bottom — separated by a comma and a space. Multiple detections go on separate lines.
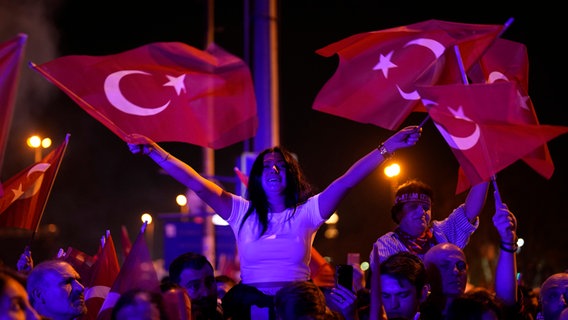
370, 203, 479, 268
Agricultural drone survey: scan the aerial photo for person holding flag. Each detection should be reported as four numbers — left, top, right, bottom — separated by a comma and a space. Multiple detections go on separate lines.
127, 125, 421, 319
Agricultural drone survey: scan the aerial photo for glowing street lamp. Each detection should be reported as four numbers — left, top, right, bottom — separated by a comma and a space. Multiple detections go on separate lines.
26, 135, 52, 162
176, 194, 188, 213
384, 162, 401, 201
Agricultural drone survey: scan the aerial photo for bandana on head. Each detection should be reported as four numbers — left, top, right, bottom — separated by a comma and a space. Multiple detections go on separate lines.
394, 192, 431, 206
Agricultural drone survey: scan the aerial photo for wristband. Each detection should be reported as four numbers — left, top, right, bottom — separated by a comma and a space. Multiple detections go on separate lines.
500, 242, 518, 253
378, 143, 393, 160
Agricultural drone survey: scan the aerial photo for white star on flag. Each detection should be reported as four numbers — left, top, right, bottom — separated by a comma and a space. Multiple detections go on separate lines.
372, 51, 397, 78
163, 74, 186, 95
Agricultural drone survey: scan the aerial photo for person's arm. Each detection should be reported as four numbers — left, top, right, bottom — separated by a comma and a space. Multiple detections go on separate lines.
318, 126, 421, 219
369, 246, 388, 320
492, 189, 518, 307
127, 134, 233, 219
463, 181, 490, 223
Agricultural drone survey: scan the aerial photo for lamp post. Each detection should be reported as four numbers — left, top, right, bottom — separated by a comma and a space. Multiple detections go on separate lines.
26, 135, 51, 162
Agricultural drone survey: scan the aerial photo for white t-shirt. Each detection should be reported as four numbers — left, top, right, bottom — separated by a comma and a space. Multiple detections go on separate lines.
226, 194, 326, 284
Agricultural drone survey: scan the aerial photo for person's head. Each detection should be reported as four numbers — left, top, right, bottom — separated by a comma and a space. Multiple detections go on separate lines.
161, 285, 192, 320
391, 180, 433, 237
539, 272, 568, 320
111, 288, 167, 320
26, 260, 86, 320
423, 243, 468, 299
168, 252, 217, 318
0, 268, 41, 320
445, 287, 503, 320
379, 251, 428, 319
247, 147, 313, 207
215, 274, 236, 300
274, 281, 327, 320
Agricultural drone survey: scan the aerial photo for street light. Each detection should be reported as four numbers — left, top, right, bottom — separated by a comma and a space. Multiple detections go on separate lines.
26, 135, 52, 162
384, 162, 401, 201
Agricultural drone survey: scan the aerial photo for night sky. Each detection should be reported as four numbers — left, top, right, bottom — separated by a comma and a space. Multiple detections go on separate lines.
1, 0, 566, 288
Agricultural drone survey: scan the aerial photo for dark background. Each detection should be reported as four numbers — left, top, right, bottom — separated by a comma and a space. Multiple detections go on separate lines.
1, 0, 566, 289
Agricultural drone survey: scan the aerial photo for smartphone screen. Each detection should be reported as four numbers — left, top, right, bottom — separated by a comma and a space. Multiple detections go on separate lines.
336, 264, 354, 291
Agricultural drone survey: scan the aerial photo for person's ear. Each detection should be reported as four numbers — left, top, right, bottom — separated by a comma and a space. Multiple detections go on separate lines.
419, 284, 431, 303
31, 288, 44, 304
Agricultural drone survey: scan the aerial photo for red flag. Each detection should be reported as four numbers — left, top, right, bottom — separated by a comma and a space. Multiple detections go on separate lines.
96, 223, 160, 320
120, 225, 132, 258
30, 42, 258, 149
57, 246, 97, 288
0, 134, 70, 230
468, 38, 554, 179
418, 83, 568, 193
0, 33, 28, 196
313, 19, 503, 130
82, 233, 120, 320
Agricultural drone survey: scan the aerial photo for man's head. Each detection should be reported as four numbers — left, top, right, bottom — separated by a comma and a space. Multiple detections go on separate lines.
111, 288, 165, 320
391, 180, 433, 237
168, 252, 217, 319
274, 281, 327, 320
26, 260, 86, 320
423, 243, 468, 299
539, 273, 568, 320
379, 251, 428, 319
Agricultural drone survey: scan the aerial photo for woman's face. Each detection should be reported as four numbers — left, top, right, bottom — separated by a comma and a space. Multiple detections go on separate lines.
261, 152, 287, 195
0, 276, 41, 320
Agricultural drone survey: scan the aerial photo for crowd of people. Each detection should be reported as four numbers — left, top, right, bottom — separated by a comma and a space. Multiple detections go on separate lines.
1, 125, 567, 320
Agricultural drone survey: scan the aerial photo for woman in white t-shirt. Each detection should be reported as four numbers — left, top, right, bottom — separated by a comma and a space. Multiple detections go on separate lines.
127, 125, 421, 319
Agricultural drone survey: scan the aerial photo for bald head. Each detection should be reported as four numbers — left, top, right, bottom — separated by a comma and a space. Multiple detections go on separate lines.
423, 243, 468, 298
540, 273, 568, 320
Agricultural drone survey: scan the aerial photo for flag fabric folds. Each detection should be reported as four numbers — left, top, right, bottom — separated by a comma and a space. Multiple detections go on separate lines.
96, 222, 160, 320
0, 33, 28, 196
312, 19, 503, 130
56, 246, 97, 289
418, 83, 568, 193
467, 38, 555, 180
82, 233, 120, 320
0, 134, 70, 230
31, 42, 258, 149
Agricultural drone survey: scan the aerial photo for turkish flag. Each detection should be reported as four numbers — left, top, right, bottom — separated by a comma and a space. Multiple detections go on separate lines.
418, 83, 568, 193
0, 33, 28, 196
468, 38, 554, 179
96, 223, 160, 320
57, 246, 97, 291
0, 134, 70, 230
30, 42, 257, 149
313, 19, 503, 130
81, 233, 120, 320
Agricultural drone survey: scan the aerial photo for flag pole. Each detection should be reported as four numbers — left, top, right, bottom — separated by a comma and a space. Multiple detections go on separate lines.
418, 17, 515, 132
